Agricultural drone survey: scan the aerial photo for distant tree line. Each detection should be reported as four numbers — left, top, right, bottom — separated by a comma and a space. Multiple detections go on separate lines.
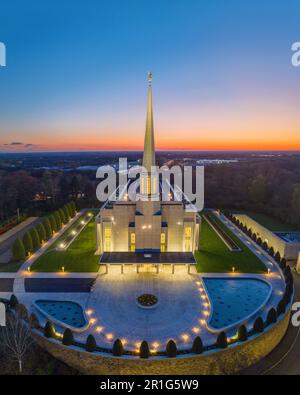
0, 170, 98, 221
0, 156, 300, 227
204, 158, 300, 227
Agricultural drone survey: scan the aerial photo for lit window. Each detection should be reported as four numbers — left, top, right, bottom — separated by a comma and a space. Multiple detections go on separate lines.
104, 227, 111, 251
184, 226, 192, 251
130, 233, 135, 252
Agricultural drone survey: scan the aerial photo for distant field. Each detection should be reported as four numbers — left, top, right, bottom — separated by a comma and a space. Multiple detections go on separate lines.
195, 214, 266, 273
31, 219, 99, 272
236, 211, 298, 231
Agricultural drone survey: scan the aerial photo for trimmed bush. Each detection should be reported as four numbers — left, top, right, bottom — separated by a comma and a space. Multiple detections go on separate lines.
277, 299, 286, 316
191, 336, 203, 354
59, 208, 66, 224
62, 328, 74, 346
70, 201, 77, 215
253, 317, 264, 333
268, 246, 274, 257
43, 218, 52, 240
283, 289, 291, 305
280, 258, 287, 269
29, 312, 40, 329
139, 340, 150, 359
274, 251, 281, 263
286, 272, 293, 286
44, 321, 55, 338
49, 214, 57, 233
112, 339, 124, 356
216, 331, 227, 349
262, 241, 268, 251
166, 340, 177, 357
266, 308, 277, 325
36, 222, 46, 243
86, 334, 97, 352
12, 238, 26, 261
30, 227, 41, 250
63, 205, 70, 222
54, 211, 62, 230
284, 266, 291, 277
10, 294, 19, 308
237, 325, 248, 341
22, 232, 33, 256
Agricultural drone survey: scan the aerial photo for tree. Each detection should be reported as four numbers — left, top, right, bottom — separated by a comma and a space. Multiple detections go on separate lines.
54, 211, 62, 230
48, 214, 57, 233
16, 304, 29, 321
63, 205, 70, 222
36, 222, 46, 244
274, 251, 281, 263
268, 246, 274, 257
262, 241, 268, 251
277, 299, 286, 316
12, 239, 26, 261
70, 201, 77, 216
62, 329, 74, 346
139, 340, 150, 359
10, 294, 19, 308
0, 312, 34, 373
86, 334, 96, 352
191, 336, 203, 354
29, 227, 41, 250
280, 258, 286, 269
291, 184, 300, 224
249, 174, 267, 204
237, 325, 248, 341
112, 339, 124, 356
22, 232, 33, 256
59, 208, 66, 224
216, 332, 227, 348
29, 312, 40, 329
44, 321, 55, 338
166, 340, 177, 357
253, 317, 264, 333
42, 218, 52, 240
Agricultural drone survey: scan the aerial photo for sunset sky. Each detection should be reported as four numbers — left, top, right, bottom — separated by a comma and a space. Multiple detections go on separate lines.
0, 0, 299, 152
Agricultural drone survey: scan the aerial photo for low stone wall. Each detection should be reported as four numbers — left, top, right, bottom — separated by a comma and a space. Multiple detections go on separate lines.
234, 214, 293, 259
34, 310, 290, 375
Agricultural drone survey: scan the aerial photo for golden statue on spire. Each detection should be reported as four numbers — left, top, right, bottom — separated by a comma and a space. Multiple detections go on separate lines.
148, 71, 152, 84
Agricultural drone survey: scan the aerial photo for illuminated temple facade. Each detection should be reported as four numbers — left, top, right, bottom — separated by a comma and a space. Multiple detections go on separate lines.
96, 73, 200, 257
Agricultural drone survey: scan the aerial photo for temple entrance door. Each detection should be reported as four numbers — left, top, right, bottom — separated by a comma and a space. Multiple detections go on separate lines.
139, 264, 157, 273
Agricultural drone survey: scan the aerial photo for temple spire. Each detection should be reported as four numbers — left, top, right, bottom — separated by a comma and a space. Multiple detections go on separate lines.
142, 71, 156, 172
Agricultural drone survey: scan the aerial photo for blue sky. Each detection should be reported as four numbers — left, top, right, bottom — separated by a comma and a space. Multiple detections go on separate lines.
0, 0, 299, 151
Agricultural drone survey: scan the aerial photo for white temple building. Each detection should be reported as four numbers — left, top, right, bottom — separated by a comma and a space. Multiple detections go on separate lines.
96, 73, 200, 266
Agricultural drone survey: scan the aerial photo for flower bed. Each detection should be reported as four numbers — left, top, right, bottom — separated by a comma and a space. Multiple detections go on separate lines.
137, 294, 158, 307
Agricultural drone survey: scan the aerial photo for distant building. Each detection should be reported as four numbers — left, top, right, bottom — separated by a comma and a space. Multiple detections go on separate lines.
96, 73, 200, 255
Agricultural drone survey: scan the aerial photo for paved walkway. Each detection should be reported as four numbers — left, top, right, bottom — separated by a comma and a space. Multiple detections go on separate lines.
11, 211, 83, 293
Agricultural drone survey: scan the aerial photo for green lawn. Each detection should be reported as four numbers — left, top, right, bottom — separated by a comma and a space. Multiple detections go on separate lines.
31, 219, 99, 272
236, 211, 298, 231
0, 260, 24, 272
195, 214, 267, 273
